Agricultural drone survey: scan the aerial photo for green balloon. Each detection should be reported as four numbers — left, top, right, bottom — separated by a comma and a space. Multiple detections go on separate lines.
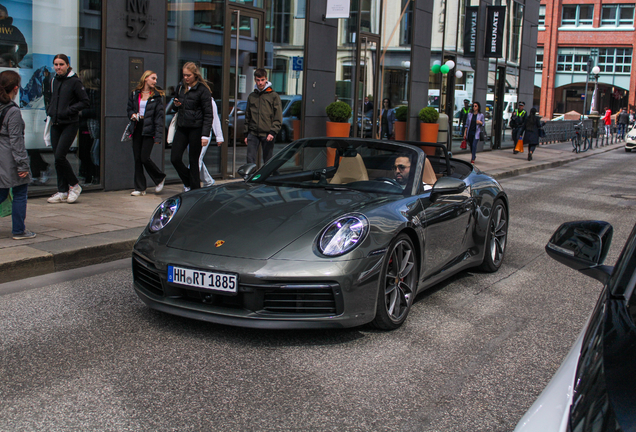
440, 65, 450, 74
431, 64, 441, 74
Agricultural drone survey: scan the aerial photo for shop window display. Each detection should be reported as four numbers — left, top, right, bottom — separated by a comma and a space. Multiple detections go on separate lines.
0, 0, 102, 193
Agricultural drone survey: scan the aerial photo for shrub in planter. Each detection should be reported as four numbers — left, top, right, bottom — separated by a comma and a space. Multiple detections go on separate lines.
418, 107, 440, 124
395, 106, 408, 122
325, 101, 352, 123
290, 101, 301, 118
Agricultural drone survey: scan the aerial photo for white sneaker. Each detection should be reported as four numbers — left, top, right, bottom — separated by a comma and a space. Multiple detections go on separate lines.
131, 190, 146, 196
183, 186, 191, 192
155, 178, 165, 193
67, 184, 82, 203
47, 192, 68, 203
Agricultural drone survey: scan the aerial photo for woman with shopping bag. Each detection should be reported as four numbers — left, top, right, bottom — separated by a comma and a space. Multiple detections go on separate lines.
127, 70, 167, 196
462, 101, 484, 164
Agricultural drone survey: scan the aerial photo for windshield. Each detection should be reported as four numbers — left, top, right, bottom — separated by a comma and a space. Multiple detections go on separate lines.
248, 138, 420, 195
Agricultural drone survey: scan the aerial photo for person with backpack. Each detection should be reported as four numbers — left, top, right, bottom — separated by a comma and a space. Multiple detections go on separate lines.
0, 70, 35, 239
510, 101, 527, 154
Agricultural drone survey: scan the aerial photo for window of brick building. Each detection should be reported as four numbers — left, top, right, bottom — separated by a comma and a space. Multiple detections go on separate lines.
538, 5, 546, 27
601, 4, 635, 26
598, 48, 632, 73
561, 5, 594, 26
535, 48, 544, 71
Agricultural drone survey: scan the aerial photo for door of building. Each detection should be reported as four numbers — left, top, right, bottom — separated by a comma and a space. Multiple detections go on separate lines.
222, 6, 265, 177
354, 34, 380, 139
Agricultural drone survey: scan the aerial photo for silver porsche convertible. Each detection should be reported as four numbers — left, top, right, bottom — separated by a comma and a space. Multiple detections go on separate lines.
132, 138, 508, 330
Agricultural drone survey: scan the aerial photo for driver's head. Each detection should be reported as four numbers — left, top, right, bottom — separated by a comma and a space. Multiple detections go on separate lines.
393, 155, 411, 185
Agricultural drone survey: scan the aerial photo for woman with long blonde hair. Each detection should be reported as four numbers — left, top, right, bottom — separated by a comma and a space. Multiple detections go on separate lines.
126, 70, 166, 195
170, 62, 213, 191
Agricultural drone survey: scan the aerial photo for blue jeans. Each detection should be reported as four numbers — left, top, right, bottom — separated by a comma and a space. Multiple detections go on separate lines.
0, 183, 28, 235
469, 137, 479, 161
618, 124, 626, 139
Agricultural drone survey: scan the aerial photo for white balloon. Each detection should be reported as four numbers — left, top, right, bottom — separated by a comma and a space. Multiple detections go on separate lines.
445, 60, 456, 69
455, 70, 463, 78
433, 60, 441, 66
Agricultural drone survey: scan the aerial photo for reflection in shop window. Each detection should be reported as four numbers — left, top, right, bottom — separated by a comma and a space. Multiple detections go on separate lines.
272, 57, 287, 94
194, 0, 224, 30
267, 0, 291, 44
509, 2, 523, 63
400, 0, 412, 46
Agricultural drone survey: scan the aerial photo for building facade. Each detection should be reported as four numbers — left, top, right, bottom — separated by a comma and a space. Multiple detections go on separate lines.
10, 0, 538, 194
536, 0, 635, 118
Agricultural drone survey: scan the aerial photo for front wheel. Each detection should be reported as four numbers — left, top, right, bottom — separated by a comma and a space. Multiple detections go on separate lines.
479, 199, 508, 272
371, 234, 419, 330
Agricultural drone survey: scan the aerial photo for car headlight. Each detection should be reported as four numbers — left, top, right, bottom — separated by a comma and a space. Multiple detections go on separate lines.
149, 197, 180, 232
318, 213, 369, 256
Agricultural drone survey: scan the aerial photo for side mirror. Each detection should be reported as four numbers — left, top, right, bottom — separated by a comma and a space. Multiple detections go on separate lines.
430, 177, 466, 202
237, 163, 257, 181
546, 221, 614, 284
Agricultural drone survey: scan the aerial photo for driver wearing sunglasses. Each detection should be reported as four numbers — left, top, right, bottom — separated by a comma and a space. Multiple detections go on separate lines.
393, 155, 411, 185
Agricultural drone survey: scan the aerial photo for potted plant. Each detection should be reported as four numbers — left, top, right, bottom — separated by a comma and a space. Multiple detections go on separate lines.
325, 101, 352, 137
394, 106, 408, 140
290, 101, 301, 141
419, 106, 440, 144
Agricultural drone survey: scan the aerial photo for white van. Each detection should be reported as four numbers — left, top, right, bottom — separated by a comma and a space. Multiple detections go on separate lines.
486, 93, 518, 128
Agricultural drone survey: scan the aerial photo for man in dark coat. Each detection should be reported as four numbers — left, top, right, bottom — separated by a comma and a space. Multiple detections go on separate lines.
0, 4, 28, 67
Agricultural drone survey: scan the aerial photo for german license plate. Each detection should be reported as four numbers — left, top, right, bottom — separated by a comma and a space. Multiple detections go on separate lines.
167, 265, 238, 294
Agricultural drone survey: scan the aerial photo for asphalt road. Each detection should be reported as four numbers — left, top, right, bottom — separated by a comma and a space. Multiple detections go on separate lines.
1, 148, 635, 432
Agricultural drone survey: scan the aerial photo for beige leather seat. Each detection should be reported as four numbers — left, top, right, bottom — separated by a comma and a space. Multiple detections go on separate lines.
330, 154, 369, 184
422, 157, 437, 185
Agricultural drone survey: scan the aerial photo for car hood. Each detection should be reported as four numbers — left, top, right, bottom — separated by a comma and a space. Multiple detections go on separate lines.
166, 183, 388, 259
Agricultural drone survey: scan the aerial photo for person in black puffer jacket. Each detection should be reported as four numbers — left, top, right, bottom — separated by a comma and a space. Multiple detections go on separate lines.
46, 54, 90, 204
127, 70, 166, 196
169, 62, 213, 191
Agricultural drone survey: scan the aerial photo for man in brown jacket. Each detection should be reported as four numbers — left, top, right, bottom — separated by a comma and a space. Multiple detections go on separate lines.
243, 69, 282, 164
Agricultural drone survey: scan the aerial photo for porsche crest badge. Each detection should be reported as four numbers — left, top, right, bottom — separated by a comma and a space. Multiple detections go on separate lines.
215, 240, 225, 248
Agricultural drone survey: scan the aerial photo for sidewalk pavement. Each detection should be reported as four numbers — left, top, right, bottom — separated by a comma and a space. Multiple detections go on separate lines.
0, 140, 626, 283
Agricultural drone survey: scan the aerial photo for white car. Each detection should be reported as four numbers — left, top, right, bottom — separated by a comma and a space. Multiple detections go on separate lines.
624, 124, 636, 152
514, 221, 636, 432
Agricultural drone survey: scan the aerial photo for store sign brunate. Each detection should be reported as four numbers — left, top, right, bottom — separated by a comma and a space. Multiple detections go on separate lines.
215, 240, 225, 248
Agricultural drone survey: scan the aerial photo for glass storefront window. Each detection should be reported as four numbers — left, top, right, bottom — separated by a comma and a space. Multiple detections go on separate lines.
5, 0, 103, 193
167, 0, 225, 180
264, 0, 306, 146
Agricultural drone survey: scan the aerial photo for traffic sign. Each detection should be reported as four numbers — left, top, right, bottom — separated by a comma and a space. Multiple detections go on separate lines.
292, 56, 304, 71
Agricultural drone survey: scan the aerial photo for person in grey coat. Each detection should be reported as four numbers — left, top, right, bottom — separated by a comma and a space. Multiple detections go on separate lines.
0, 70, 35, 239
520, 107, 542, 161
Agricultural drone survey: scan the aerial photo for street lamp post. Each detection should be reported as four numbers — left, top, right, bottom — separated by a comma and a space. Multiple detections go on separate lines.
589, 66, 601, 146
581, 58, 594, 122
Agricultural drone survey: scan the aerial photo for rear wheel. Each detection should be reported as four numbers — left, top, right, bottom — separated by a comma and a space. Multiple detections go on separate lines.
371, 234, 418, 330
479, 199, 508, 272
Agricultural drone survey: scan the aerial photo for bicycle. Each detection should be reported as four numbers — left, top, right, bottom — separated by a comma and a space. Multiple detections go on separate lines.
572, 122, 590, 153
572, 124, 582, 153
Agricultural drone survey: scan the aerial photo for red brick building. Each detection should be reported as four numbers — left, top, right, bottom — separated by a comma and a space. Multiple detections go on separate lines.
536, 0, 635, 118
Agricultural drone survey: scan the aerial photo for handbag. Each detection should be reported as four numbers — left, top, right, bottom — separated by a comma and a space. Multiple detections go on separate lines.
121, 120, 135, 142
43, 116, 52, 147
538, 126, 546, 138
514, 138, 524, 153
480, 125, 488, 142
460, 139, 467, 149
167, 111, 178, 144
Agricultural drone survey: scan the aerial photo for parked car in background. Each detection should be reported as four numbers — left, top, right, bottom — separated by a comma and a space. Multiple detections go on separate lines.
514, 220, 636, 432
624, 124, 636, 152
229, 95, 302, 144
165, 98, 221, 146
